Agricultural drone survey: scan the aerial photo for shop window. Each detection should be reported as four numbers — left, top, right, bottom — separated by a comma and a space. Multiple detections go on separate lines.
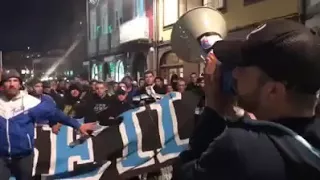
109, 62, 116, 80
114, 60, 125, 82
160, 52, 184, 81
199, 62, 205, 75
98, 64, 103, 80
179, 67, 184, 78
91, 64, 99, 80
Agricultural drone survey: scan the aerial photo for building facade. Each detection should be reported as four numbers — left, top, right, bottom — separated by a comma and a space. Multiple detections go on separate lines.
155, 0, 301, 81
305, 0, 320, 31
87, 0, 155, 81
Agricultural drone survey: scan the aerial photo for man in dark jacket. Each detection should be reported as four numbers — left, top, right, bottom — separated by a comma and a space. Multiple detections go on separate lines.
83, 81, 112, 124
97, 85, 134, 126
51, 82, 92, 134
174, 20, 320, 180
43, 81, 64, 110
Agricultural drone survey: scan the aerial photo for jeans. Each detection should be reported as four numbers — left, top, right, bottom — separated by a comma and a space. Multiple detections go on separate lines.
0, 153, 33, 180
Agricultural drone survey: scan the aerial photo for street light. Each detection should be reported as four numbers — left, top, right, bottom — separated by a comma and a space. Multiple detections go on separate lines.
27, 46, 30, 50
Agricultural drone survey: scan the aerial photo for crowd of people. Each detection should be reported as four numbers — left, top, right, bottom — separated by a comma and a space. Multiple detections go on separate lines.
1, 19, 320, 180
25, 70, 205, 129
22, 71, 205, 179
0, 68, 205, 180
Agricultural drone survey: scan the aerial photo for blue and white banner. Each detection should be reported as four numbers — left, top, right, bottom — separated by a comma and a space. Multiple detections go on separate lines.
11, 92, 199, 179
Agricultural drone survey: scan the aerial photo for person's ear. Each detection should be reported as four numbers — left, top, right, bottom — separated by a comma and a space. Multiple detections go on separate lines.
262, 81, 286, 101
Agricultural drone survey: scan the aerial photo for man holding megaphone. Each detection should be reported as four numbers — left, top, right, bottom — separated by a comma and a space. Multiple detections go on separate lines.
172, 7, 320, 180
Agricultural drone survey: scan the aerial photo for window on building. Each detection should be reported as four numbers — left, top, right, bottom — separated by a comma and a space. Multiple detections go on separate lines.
90, 10, 97, 40
116, 11, 119, 27
163, 0, 179, 27
243, 0, 265, 6
203, 0, 226, 10
123, 0, 134, 23
101, 3, 109, 35
136, 0, 145, 17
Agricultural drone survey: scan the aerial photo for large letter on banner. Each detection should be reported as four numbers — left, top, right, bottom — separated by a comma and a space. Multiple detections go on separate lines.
53, 124, 109, 179
117, 106, 156, 174
156, 92, 189, 163
55, 125, 94, 174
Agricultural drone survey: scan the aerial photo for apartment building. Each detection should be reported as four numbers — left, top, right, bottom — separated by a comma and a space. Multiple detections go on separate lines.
154, 0, 301, 81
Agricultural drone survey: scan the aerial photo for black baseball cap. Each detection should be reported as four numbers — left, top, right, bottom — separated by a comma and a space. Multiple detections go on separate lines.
213, 19, 320, 94
115, 86, 127, 95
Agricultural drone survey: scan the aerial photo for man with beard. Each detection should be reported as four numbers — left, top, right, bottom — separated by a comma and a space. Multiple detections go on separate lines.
174, 20, 320, 180
0, 70, 95, 180
28, 79, 55, 103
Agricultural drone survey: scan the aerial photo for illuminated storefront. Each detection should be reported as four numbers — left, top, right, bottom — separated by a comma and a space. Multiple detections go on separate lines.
91, 63, 103, 80
86, 0, 153, 80
114, 60, 125, 82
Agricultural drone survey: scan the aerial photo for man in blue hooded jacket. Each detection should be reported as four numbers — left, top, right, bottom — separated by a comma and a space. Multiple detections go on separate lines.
0, 70, 95, 180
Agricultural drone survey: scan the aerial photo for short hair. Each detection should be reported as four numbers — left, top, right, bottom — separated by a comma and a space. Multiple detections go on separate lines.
122, 76, 133, 82
139, 78, 145, 82
258, 70, 318, 110
177, 77, 185, 82
286, 91, 318, 110
119, 82, 127, 87
96, 81, 107, 87
155, 77, 164, 81
89, 80, 98, 85
144, 70, 154, 76
190, 72, 197, 77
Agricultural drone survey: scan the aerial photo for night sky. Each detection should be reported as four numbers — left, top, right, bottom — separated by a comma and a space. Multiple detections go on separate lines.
0, 0, 74, 52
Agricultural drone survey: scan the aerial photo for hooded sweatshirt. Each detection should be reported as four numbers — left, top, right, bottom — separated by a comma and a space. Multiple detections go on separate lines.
174, 107, 320, 180
62, 82, 86, 119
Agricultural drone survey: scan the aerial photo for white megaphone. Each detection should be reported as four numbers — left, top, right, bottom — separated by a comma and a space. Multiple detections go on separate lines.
171, 7, 227, 63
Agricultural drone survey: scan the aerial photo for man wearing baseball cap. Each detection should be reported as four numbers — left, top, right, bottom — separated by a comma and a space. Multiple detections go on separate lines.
175, 20, 320, 180
0, 69, 96, 179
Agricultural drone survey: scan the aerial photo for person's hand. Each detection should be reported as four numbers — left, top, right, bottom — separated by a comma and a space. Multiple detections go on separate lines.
79, 122, 97, 136
52, 123, 62, 135
204, 52, 237, 117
